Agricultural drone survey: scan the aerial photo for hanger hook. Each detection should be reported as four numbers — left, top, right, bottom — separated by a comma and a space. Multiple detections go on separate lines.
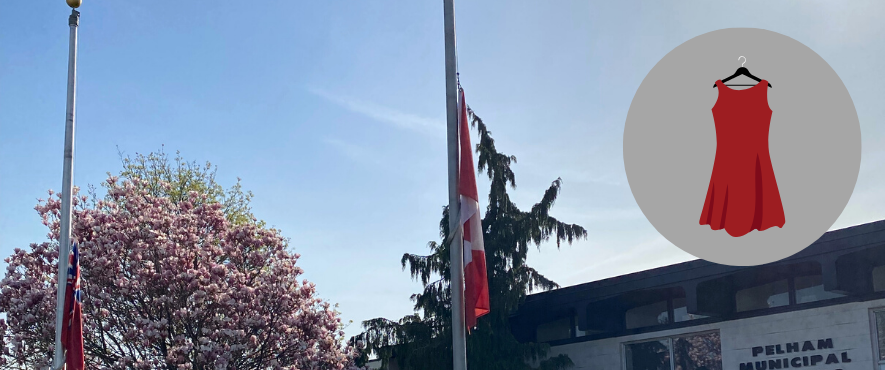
738, 56, 746, 67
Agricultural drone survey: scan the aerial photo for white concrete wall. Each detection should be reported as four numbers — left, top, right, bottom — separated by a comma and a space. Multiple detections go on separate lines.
541, 299, 885, 370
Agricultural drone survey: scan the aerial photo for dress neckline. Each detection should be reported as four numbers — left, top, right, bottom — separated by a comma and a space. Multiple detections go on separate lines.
717, 79, 767, 92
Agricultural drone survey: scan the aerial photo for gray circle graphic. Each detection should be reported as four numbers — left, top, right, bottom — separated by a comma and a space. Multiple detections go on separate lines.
624, 28, 861, 266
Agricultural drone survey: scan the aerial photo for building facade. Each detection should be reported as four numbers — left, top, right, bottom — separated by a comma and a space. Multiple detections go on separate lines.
509, 220, 885, 370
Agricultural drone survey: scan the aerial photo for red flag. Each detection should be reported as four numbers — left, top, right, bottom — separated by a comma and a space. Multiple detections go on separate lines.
61, 241, 84, 370
458, 87, 489, 331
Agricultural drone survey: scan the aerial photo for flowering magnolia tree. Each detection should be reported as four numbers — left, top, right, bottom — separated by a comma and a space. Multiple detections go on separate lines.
0, 174, 361, 369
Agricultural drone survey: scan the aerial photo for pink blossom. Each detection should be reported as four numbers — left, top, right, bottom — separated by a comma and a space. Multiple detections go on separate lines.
0, 178, 363, 369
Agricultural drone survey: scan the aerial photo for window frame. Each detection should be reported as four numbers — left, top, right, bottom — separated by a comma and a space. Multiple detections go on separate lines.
540, 281, 885, 348
621, 335, 673, 370
620, 329, 721, 370
734, 273, 848, 313
870, 307, 885, 370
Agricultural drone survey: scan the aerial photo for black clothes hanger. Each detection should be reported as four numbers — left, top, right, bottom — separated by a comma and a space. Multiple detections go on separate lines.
714, 56, 772, 88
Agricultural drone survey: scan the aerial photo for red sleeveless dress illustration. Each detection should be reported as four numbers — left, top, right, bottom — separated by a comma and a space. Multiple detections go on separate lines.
699, 80, 785, 237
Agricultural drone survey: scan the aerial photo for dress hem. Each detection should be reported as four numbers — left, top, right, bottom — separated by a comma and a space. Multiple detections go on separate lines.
699, 222, 785, 238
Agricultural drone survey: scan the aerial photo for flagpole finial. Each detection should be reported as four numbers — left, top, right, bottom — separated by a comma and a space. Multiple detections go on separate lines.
66, 0, 82, 8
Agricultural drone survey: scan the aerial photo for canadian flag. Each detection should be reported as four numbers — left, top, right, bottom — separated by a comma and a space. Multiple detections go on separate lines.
457, 87, 489, 331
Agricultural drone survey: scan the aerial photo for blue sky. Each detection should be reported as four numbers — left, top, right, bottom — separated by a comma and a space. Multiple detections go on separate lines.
2, 1, 885, 341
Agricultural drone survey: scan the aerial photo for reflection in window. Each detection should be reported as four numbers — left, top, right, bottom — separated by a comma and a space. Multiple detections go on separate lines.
873, 265, 885, 292
573, 313, 607, 338
672, 298, 709, 323
625, 339, 671, 370
626, 332, 723, 370
536, 316, 571, 343
673, 332, 722, 370
794, 275, 844, 304
735, 279, 789, 312
574, 314, 586, 337
626, 300, 669, 330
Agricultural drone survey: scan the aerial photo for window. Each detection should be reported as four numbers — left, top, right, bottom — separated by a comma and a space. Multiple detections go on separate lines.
735, 274, 844, 313
624, 331, 722, 370
871, 308, 885, 370
673, 332, 722, 370
625, 339, 671, 370
672, 298, 708, 323
794, 274, 844, 304
538, 313, 609, 341
536, 316, 572, 343
735, 279, 789, 312
626, 300, 669, 330
624, 293, 708, 331
873, 265, 885, 292
575, 321, 605, 337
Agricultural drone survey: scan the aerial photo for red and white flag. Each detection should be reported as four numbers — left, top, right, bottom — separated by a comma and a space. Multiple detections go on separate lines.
61, 241, 85, 370
457, 87, 489, 331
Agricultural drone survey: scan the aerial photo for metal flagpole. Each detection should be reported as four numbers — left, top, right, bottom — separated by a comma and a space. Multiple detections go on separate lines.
443, 0, 467, 368
53, 1, 81, 368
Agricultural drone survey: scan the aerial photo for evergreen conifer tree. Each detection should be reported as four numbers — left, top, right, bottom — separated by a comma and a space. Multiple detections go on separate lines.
354, 107, 587, 369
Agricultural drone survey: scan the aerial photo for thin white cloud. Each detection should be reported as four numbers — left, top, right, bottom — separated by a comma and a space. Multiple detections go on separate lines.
309, 87, 444, 138
564, 235, 692, 284
587, 207, 646, 221
323, 138, 383, 167
516, 147, 628, 188
566, 171, 626, 187
553, 206, 646, 223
